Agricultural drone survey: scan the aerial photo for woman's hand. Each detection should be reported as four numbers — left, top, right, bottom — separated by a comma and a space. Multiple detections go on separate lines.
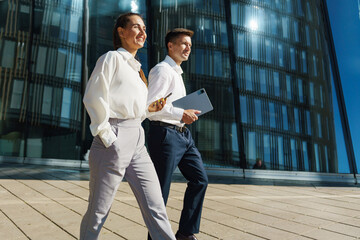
148, 98, 167, 112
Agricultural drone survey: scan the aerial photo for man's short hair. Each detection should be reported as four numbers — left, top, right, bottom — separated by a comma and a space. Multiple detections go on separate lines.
165, 28, 194, 51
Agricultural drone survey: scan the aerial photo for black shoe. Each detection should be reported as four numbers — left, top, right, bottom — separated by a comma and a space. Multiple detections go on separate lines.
175, 231, 198, 240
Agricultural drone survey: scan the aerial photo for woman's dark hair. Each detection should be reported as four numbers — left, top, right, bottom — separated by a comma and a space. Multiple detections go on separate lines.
113, 12, 143, 50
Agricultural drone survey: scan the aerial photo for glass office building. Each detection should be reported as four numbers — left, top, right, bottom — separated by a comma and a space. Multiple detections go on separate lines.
0, 0, 357, 175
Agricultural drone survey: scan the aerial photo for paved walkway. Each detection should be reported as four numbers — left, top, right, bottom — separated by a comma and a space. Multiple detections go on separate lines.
1, 164, 360, 240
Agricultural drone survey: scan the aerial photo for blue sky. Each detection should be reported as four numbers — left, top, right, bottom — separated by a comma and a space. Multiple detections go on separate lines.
327, 0, 360, 172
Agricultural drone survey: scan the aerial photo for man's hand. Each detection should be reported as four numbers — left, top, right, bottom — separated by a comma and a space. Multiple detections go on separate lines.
148, 98, 166, 112
182, 109, 201, 124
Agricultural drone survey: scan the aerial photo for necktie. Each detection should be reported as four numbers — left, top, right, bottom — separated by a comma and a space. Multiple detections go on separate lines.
139, 68, 148, 87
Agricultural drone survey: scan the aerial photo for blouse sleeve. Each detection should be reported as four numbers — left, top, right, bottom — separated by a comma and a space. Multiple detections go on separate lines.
83, 52, 117, 148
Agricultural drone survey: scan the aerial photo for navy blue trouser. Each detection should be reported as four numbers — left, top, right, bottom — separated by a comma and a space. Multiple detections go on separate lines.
148, 123, 208, 235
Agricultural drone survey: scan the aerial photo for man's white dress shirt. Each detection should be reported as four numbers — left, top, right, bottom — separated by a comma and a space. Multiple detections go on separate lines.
147, 55, 186, 127
83, 48, 148, 148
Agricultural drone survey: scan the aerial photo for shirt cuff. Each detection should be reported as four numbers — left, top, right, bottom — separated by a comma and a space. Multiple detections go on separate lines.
173, 107, 184, 121
98, 127, 117, 148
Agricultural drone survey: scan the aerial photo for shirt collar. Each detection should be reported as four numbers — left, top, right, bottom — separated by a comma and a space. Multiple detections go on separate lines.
164, 55, 183, 75
117, 47, 141, 72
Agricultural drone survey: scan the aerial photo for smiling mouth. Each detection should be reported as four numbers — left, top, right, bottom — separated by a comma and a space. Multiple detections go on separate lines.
136, 38, 145, 43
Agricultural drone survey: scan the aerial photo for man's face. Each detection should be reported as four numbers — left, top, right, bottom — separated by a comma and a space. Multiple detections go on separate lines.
168, 34, 192, 65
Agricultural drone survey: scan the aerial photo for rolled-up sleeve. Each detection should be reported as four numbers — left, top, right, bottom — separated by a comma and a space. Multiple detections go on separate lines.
147, 66, 184, 121
83, 53, 117, 148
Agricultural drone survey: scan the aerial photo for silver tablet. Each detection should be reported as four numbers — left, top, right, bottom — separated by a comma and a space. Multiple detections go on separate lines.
172, 88, 213, 116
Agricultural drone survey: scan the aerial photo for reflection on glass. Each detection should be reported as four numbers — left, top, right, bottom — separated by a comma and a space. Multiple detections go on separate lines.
245, 64, 252, 91
248, 132, 256, 161
291, 139, 297, 170
303, 141, 309, 171
240, 96, 247, 123
255, 99, 262, 126
260, 68, 266, 94
269, 102, 276, 128
278, 137, 284, 169
282, 105, 288, 130
315, 143, 320, 172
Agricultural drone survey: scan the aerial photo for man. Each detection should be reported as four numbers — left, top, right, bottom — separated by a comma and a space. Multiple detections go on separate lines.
253, 158, 266, 169
147, 28, 208, 240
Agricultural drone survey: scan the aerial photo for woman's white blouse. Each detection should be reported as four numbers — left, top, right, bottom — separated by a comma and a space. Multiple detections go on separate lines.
83, 48, 148, 148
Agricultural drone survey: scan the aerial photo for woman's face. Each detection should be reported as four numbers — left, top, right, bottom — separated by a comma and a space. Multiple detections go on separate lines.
118, 15, 147, 54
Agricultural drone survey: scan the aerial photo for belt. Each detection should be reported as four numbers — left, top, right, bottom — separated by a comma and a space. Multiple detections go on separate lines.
150, 121, 187, 133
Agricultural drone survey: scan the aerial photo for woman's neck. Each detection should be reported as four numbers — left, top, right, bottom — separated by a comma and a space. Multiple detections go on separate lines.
122, 46, 138, 57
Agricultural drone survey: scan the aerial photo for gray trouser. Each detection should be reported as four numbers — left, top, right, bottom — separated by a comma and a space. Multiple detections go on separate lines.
80, 119, 176, 240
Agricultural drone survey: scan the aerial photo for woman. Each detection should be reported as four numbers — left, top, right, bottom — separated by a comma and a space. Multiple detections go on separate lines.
80, 13, 176, 240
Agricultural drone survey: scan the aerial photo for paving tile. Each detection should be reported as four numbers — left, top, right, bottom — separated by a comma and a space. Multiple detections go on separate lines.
320, 222, 360, 238
302, 228, 357, 240
0, 210, 28, 240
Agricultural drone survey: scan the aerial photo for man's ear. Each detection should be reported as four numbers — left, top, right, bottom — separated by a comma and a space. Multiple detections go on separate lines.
117, 27, 124, 38
167, 42, 173, 51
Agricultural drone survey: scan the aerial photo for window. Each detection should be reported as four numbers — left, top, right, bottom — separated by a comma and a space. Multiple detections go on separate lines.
10, 80, 24, 109
278, 43, 284, 67
231, 123, 239, 152
298, 79, 303, 102
324, 146, 329, 172
294, 108, 300, 133
220, 21, 228, 46
303, 141, 309, 171
297, 0, 303, 16
278, 137, 284, 169
231, 2, 239, 24
305, 25, 311, 46
252, 34, 258, 61
265, 39, 272, 64
317, 113, 322, 138
286, 0, 292, 13
236, 32, 245, 58
214, 51, 222, 77
269, 102, 276, 128
306, 110, 311, 135
314, 143, 320, 172
286, 75, 291, 100
245, 64, 252, 91
69, 13, 80, 43
291, 139, 297, 170
294, 20, 299, 42
282, 105, 288, 130
306, 2, 313, 21
302, 51, 307, 73
240, 96, 247, 123
310, 82, 315, 105
313, 55, 317, 76
61, 88, 72, 119
204, 18, 214, 44
195, 49, 204, 74
56, 48, 67, 78
255, 99, 262, 126
42, 86, 52, 115
36, 46, 47, 74
320, 86, 324, 108
1, 40, 16, 68
260, 68, 266, 94
274, 72, 280, 97
270, 13, 277, 35
290, 47, 296, 70
264, 134, 271, 167
282, 17, 289, 39
248, 132, 256, 161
